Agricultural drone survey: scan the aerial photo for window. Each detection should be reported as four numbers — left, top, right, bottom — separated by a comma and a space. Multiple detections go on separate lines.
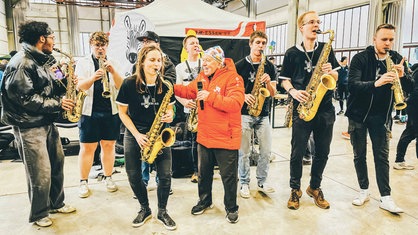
266, 23, 288, 65
402, 0, 418, 65
29, 0, 55, 3
80, 32, 91, 56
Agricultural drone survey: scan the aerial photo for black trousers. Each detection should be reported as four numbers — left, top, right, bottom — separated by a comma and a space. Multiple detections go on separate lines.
396, 103, 418, 162
289, 108, 335, 189
349, 116, 391, 196
197, 144, 239, 213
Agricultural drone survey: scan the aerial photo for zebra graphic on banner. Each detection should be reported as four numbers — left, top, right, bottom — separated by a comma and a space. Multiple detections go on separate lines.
124, 15, 146, 66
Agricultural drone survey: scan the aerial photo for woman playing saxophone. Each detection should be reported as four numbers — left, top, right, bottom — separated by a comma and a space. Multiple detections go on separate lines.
116, 44, 177, 230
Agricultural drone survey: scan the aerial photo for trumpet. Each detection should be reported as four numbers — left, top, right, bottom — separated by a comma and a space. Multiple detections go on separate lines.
98, 55, 111, 98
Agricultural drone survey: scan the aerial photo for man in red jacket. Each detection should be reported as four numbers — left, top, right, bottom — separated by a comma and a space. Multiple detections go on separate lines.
174, 46, 245, 223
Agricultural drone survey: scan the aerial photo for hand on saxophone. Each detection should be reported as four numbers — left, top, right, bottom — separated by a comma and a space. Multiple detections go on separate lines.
135, 133, 150, 149
289, 89, 310, 103
244, 94, 256, 106
260, 73, 271, 83
393, 57, 405, 78
161, 109, 174, 123
321, 63, 333, 74
61, 96, 75, 111
92, 69, 105, 81
375, 72, 397, 87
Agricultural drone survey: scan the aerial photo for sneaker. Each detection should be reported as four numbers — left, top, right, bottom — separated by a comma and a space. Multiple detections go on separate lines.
104, 176, 118, 192
226, 211, 239, 223
240, 184, 250, 198
191, 201, 214, 215
393, 162, 415, 170
302, 158, 312, 165
379, 196, 404, 213
393, 115, 400, 120
79, 181, 90, 198
341, 132, 350, 140
34, 216, 52, 227
352, 189, 370, 206
337, 110, 344, 115
191, 172, 198, 183
287, 189, 302, 210
306, 186, 330, 209
157, 210, 177, 230
257, 183, 275, 194
132, 208, 152, 228
49, 205, 76, 214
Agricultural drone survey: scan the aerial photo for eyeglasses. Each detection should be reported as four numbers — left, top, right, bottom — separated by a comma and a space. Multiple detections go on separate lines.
44, 35, 55, 40
93, 43, 107, 49
303, 20, 322, 26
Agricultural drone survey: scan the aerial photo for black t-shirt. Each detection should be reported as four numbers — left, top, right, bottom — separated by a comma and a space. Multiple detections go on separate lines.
235, 56, 277, 116
280, 42, 339, 112
369, 58, 390, 117
92, 55, 111, 112
116, 76, 176, 132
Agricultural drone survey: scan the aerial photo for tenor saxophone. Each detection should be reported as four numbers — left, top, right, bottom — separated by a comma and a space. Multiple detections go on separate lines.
98, 56, 111, 98
297, 30, 337, 122
141, 73, 176, 164
385, 50, 407, 110
53, 48, 87, 122
248, 51, 270, 117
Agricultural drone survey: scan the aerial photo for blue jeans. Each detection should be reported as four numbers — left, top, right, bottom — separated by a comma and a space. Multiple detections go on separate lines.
238, 115, 271, 186
141, 162, 158, 186
13, 124, 65, 222
124, 129, 172, 209
349, 117, 391, 196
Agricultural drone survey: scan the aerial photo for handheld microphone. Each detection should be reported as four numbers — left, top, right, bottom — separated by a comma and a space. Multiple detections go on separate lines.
197, 81, 204, 110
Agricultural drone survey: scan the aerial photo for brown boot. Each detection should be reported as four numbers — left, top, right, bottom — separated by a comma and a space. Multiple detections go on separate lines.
287, 189, 302, 210
306, 186, 330, 209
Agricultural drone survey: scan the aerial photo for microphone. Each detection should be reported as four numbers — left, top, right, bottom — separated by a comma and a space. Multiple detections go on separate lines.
197, 81, 204, 110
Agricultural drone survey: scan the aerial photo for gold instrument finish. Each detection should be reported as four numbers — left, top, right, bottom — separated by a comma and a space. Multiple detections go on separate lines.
186, 101, 198, 133
385, 52, 407, 110
284, 98, 293, 128
99, 56, 111, 99
53, 48, 87, 123
248, 51, 271, 117
141, 75, 176, 164
297, 30, 337, 122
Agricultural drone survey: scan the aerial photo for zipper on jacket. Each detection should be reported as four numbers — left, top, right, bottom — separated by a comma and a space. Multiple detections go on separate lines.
362, 94, 374, 123
384, 91, 394, 125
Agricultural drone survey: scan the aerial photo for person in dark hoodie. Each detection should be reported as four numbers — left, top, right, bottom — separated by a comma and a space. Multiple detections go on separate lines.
346, 24, 412, 213
0, 21, 76, 227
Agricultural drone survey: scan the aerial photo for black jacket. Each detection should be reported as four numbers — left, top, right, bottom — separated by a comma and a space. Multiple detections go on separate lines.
346, 46, 412, 123
0, 43, 66, 128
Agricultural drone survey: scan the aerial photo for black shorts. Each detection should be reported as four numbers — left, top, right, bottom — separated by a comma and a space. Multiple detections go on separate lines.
78, 112, 121, 143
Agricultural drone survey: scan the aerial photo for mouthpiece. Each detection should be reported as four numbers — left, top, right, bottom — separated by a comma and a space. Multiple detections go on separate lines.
384, 49, 390, 53
53, 48, 61, 53
155, 69, 160, 76
315, 29, 322, 34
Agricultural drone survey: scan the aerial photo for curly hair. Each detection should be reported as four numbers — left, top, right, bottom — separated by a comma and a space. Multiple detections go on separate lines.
18, 21, 53, 45
89, 31, 109, 45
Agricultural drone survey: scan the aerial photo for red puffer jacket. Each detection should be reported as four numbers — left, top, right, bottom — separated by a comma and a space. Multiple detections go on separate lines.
174, 58, 245, 150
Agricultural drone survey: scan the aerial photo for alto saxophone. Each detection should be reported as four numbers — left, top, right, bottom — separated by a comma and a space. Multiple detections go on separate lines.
297, 30, 337, 122
53, 48, 87, 122
98, 56, 111, 98
186, 101, 198, 133
283, 98, 293, 128
248, 51, 270, 117
385, 50, 407, 110
141, 73, 176, 164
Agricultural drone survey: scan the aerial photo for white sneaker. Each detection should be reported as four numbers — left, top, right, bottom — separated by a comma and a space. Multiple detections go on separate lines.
79, 181, 90, 198
379, 196, 404, 213
240, 184, 250, 198
105, 176, 118, 192
352, 189, 370, 206
393, 162, 415, 170
34, 216, 52, 227
49, 205, 76, 214
257, 183, 275, 194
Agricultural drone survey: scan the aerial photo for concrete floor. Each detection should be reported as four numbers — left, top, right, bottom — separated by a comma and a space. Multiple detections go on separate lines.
1, 104, 418, 234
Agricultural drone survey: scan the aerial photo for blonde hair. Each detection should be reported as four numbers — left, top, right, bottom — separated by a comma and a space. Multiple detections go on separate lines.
297, 11, 317, 28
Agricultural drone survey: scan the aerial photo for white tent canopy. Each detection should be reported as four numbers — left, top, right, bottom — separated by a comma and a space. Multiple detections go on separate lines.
114, 0, 265, 38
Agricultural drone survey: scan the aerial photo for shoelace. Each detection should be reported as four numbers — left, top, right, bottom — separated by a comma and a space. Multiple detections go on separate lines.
291, 190, 299, 201
317, 189, 325, 201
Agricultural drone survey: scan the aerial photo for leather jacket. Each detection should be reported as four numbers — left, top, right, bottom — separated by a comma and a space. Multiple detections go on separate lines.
0, 43, 66, 128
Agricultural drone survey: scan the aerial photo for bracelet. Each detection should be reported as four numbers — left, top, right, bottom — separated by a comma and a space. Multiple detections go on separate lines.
288, 88, 295, 93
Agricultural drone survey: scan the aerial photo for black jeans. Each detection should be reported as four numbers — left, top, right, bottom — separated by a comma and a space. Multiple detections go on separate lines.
289, 108, 335, 190
197, 144, 239, 213
348, 117, 391, 196
396, 103, 418, 162
124, 129, 172, 210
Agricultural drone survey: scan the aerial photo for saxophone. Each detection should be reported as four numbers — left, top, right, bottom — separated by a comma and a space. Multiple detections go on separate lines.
53, 48, 87, 122
98, 56, 111, 98
283, 98, 293, 128
186, 101, 198, 133
385, 50, 407, 110
141, 74, 176, 164
248, 51, 271, 117
297, 30, 337, 122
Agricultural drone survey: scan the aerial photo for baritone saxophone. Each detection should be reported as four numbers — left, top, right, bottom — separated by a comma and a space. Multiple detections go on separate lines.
385, 50, 407, 110
53, 48, 87, 122
141, 72, 176, 164
297, 29, 337, 122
